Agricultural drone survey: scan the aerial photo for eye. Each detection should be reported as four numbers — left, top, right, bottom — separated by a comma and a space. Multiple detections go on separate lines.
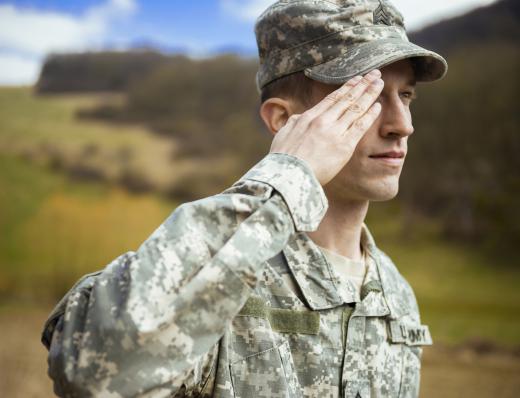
400, 91, 417, 104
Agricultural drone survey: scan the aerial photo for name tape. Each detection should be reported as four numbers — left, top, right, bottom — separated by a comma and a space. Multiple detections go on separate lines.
388, 320, 433, 346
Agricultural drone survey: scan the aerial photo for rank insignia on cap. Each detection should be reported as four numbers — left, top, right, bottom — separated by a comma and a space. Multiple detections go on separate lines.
373, 0, 399, 26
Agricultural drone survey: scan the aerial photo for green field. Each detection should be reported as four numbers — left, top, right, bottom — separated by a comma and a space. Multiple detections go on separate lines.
1, 87, 520, 347
1, 87, 520, 398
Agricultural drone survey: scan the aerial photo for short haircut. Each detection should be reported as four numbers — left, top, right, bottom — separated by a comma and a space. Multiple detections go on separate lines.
260, 71, 316, 106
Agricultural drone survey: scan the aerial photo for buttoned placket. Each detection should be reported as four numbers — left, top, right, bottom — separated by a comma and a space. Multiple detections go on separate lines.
282, 224, 403, 398
341, 248, 390, 398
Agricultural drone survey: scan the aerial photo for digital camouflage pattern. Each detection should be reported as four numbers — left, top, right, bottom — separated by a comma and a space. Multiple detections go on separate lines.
255, 0, 448, 90
42, 153, 432, 397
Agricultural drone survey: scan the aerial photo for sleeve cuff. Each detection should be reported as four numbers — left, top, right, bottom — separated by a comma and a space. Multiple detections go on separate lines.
238, 152, 328, 231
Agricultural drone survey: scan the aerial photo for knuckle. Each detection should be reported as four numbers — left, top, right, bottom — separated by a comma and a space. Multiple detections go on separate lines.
344, 92, 356, 102
325, 91, 342, 103
349, 103, 362, 113
310, 116, 326, 129
354, 118, 367, 130
360, 76, 371, 86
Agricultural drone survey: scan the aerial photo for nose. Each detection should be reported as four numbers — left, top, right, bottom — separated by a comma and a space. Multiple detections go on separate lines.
378, 96, 414, 138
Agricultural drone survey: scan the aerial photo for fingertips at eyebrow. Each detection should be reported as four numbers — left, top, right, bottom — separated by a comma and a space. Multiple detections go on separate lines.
303, 70, 380, 119
347, 75, 363, 85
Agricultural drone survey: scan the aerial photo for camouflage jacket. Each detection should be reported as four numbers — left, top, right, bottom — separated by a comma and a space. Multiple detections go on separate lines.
42, 153, 432, 398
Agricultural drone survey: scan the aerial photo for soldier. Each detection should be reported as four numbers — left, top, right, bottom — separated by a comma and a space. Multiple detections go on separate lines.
42, 0, 447, 397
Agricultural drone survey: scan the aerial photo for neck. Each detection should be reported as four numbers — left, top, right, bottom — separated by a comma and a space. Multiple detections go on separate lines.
307, 196, 369, 261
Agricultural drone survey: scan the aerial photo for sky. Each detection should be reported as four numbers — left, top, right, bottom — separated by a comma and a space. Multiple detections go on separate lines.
0, 0, 498, 85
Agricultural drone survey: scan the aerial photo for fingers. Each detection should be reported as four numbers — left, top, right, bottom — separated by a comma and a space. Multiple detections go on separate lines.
337, 77, 383, 127
325, 69, 382, 121
302, 74, 364, 120
342, 101, 382, 144
300, 69, 382, 126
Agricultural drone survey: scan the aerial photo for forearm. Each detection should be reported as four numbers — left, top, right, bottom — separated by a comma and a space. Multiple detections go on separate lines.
43, 153, 327, 397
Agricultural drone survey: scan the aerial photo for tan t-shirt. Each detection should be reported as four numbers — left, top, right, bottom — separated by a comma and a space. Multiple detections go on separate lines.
281, 243, 367, 302
318, 245, 367, 302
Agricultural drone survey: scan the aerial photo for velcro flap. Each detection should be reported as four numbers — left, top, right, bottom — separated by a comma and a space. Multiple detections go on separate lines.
238, 295, 320, 335
388, 320, 433, 346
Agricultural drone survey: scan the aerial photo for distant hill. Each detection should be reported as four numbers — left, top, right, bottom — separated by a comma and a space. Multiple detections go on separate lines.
36, 50, 171, 93
409, 0, 519, 54
32, 0, 520, 255
402, 0, 519, 253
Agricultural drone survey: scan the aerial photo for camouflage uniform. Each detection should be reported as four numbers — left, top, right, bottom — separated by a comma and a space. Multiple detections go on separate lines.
42, 153, 432, 397
43, 1, 445, 396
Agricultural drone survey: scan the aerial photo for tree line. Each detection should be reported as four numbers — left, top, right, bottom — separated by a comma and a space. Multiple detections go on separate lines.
34, 0, 519, 257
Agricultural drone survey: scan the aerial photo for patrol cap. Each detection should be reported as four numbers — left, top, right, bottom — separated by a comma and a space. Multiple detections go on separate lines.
255, 0, 448, 91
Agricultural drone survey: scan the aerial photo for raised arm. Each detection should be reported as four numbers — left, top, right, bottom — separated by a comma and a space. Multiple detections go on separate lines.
42, 70, 383, 397
42, 153, 327, 397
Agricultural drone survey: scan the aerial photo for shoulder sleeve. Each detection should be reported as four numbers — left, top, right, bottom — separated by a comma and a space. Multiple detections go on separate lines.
42, 152, 327, 397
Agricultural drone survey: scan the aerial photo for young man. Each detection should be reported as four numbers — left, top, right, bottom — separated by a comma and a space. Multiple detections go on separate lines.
42, 1, 447, 397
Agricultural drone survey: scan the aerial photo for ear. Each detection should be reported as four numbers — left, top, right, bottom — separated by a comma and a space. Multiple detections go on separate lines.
259, 97, 297, 136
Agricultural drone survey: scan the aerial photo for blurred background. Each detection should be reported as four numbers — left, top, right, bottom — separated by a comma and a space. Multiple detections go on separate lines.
0, 0, 519, 396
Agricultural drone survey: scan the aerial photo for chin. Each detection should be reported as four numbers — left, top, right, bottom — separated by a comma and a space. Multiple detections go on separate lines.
369, 190, 399, 202
364, 180, 400, 202
327, 174, 400, 202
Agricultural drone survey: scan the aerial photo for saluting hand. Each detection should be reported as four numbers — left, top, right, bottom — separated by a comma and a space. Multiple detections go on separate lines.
269, 69, 384, 186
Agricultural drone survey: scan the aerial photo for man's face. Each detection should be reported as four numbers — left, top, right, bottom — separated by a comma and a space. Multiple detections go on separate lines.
303, 59, 416, 203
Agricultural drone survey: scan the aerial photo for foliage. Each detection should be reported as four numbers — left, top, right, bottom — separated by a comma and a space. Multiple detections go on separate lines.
401, 41, 520, 253
27, 0, 520, 255
409, 0, 519, 54
0, 87, 180, 194
124, 55, 271, 164
1, 151, 519, 346
81, 54, 272, 197
36, 50, 170, 93
0, 154, 175, 301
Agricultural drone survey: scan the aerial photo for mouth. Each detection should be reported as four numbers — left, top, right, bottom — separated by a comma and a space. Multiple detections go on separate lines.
369, 151, 405, 166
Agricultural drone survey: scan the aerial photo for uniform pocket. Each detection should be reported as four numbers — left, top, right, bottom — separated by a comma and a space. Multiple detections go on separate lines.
387, 319, 431, 398
230, 340, 301, 398
397, 346, 422, 398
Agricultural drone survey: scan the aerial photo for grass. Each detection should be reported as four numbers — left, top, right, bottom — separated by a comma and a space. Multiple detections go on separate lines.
0, 153, 176, 301
0, 87, 178, 190
1, 86, 520, 398
367, 202, 520, 347
0, 87, 519, 349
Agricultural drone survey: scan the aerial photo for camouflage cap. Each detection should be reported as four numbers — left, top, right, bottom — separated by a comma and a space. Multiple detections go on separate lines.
255, 0, 448, 91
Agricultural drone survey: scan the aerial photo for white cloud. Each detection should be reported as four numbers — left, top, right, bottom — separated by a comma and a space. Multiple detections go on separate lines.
391, 0, 497, 30
221, 0, 497, 29
0, 0, 137, 85
220, 0, 273, 22
0, 53, 41, 85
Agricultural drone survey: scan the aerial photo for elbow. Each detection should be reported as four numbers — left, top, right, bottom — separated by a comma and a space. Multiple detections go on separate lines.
47, 345, 90, 397
47, 342, 123, 398
45, 318, 119, 397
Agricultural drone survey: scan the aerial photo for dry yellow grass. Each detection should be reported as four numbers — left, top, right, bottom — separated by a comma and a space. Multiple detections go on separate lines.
2, 184, 175, 301
0, 87, 179, 190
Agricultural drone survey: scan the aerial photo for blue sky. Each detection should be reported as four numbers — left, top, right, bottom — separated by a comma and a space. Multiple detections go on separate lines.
0, 0, 497, 85
6, 0, 260, 51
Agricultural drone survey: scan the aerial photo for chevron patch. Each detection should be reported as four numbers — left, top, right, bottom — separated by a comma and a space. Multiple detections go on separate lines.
373, 0, 393, 26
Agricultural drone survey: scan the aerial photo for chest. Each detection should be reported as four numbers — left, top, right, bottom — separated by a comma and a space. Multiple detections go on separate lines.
211, 262, 429, 398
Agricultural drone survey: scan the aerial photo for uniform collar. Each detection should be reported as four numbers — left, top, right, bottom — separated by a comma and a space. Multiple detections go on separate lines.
282, 223, 411, 318
282, 232, 343, 310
